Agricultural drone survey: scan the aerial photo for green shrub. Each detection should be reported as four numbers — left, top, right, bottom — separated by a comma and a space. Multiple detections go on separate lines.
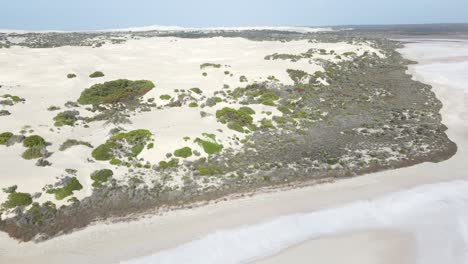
78, 79, 155, 105
47, 106, 61, 111
238, 107, 255, 115
189, 102, 198, 108
147, 143, 154, 149
0, 132, 13, 145
159, 158, 179, 169
239, 75, 248, 82
23, 135, 45, 148
260, 119, 275, 129
59, 139, 93, 151
91, 169, 113, 188
110, 158, 122, 165
286, 69, 310, 84
194, 134, 223, 154
196, 164, 222, 176
92, 143, 115, 161
174, 147, 192, 158
2, 192, 32, 209
160, 94, 171, 100
92, 129, 152, 161
216, 107, 254, 132
67, 73, 77, 79
189, 87, 203, 94
22, 146, 43, 160
200, 63, 221, 69
47, 177, 83, 200
53, 111, 79, 127
89, 71, 105, 78
202, 72, 208, 77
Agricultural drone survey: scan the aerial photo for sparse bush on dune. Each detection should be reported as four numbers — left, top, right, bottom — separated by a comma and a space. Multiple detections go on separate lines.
2, 192, 32, 209
22, 146, 44, 160
216, 107, 255, 132
53, 110, 79, 127
78, 79, 155, 105
92, 129, 152, 161
194, 133, 223, 154
188, 102, 198, 108
59, 139, 93, 151
46, 177, 83, 200
91, 169, 113, 188
159, 158, 179, 170
0, 132, 13, 145
23, 135, 45, 148
174, 147, 192, 158
189, 87, 203, 94
160, 94, 171, 100
89, 71, 105, 78
200, 63, 221, 69
67, 73, 77, 79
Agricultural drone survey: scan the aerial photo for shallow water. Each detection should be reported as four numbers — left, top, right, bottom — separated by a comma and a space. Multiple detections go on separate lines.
122, 40, 468, 264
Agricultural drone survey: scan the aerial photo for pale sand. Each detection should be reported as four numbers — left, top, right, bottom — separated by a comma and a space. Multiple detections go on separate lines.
0, 40, 466, 264
255, 230, 414, 264
0, 36, 378, 205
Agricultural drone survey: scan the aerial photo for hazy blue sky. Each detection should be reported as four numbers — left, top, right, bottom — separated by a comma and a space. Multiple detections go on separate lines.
1, 0, 468, 30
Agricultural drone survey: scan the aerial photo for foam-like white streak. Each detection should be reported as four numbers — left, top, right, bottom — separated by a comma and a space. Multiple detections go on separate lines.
121, 181, 468, 264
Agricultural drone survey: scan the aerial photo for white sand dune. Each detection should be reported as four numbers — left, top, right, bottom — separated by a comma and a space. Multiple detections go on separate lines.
0, 38, 466, 264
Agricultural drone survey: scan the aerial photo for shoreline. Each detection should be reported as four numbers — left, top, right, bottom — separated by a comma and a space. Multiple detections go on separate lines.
0, 39, 466, 263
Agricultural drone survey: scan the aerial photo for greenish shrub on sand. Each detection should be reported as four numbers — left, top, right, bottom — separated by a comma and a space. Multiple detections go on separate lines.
89, 71, 105, 78
216, 107, 254, 132
91, 169, 113, 188
2, 192, 32, 209
0, 132, 13, 145
200, 63, 221, 69
188, 102, 198, 108
92, 129, 152, 161
21, 146, 44, 160
23, 135, 45, 148
59, 139, 93, 151
53, 111, 79, 127
159, 158, 179, 169
174, 147, 192, 158
67, 73, 77, 79
189, 87, 203, 94
194, 134, 223, 154
160, 94, 171, 100
46, 177, 83, 200
78, 79, 155, 105
47, 106, 61, 111
196, 164, 222, 176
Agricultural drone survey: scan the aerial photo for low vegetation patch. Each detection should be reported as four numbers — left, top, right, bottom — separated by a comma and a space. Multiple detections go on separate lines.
67, 73, 77, 79
174, 147, 193, 158
194, 133, 223, 154
89, 71, 105, 78
91, 169, 113, 188
200, 63, 221, 69
2, 192, 32, 209
23, 135, 45, 148
59, 139, 93, 151
46, 177, 83, 200
216, 107, 255, 133
0, 132, 13, 145
53, 110, 79, 127
92, 129, 152, 161
78, 79, 155, 105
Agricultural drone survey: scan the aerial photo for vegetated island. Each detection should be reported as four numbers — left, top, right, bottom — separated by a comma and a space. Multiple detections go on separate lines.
0, 28, 456, 242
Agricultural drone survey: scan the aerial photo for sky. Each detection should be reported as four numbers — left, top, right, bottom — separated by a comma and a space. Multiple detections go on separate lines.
1, 0, 468, 31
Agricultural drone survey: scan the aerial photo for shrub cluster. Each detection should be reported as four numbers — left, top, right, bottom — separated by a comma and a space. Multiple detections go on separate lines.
92, 129, 152, 161
216, 107, 255, 133
59, 139, 93, 151
91, 169, 113, 188
89, 71, 105, 78
2, 192, 32, 209
78, 79, 155, 105
174, 147, 192, 158
46, 177, 83, 200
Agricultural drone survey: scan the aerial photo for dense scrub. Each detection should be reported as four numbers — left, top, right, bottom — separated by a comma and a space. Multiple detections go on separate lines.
78, 79, 154, 105
92, 129, 152, 161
